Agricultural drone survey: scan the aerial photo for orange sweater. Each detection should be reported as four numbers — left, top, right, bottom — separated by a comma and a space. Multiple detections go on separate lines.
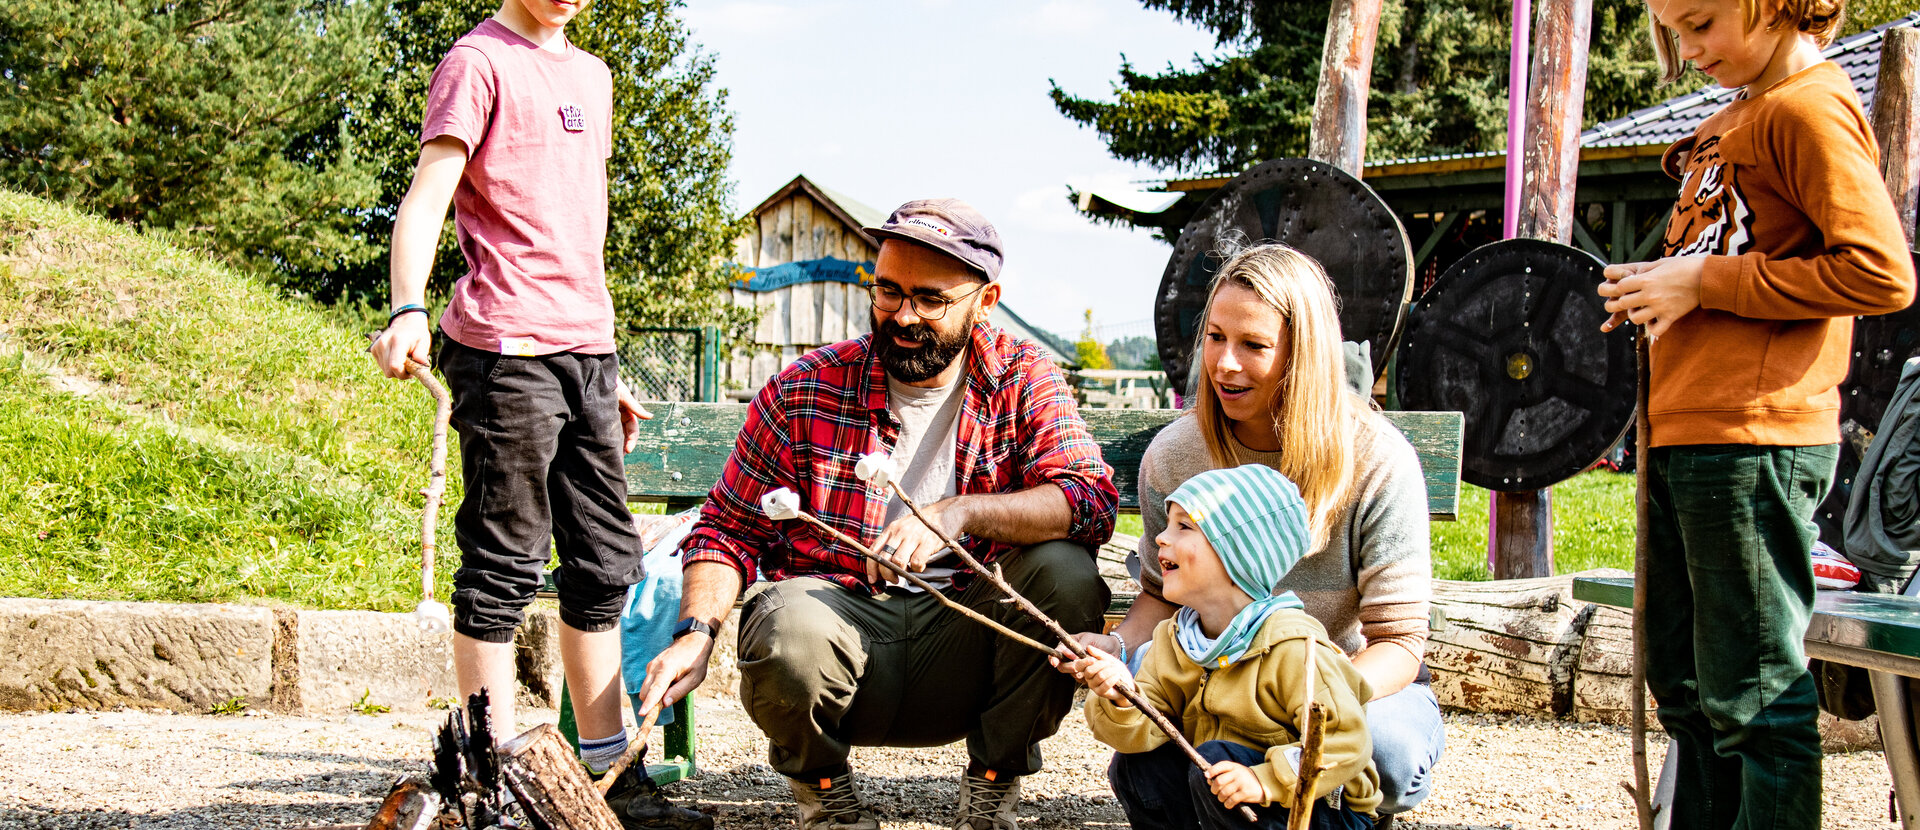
1650, 61, 1915, 447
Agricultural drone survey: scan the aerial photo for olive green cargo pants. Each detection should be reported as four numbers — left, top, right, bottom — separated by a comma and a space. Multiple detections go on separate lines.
736, 541, 1109, 781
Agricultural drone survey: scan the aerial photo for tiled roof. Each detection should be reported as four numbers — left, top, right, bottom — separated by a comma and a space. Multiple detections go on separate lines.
1583, 13, 1920, 149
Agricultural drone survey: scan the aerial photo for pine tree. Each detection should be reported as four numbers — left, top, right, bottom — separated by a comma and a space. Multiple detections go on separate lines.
1052, 0, 1912, 174
0, 0, 385, 275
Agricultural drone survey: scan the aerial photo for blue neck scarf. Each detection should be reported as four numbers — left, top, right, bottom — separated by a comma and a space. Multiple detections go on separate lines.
1175, 593, 1304, 669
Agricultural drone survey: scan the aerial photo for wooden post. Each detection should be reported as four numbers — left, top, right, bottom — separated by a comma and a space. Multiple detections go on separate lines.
1491, 0, 1593, 580
1869, 25, 1920, 829
1307, 0, 1384, 176
1875, 27, 1920, 242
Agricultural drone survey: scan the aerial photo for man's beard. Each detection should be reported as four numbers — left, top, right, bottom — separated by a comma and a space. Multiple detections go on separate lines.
873, 316, 970, 383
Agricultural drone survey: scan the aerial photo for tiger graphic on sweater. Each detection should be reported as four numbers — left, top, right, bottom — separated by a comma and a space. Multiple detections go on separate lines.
1666, 134, 1754, 258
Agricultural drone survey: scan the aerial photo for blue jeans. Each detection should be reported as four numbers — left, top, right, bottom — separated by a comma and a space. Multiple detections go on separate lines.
1108, 740, 1375, 830
1365, 681, 1444, 814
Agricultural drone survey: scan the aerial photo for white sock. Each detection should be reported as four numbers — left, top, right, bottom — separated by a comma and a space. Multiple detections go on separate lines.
579, 730, 629, 776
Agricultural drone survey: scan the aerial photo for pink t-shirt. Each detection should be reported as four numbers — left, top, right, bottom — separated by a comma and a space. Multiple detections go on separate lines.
422, 18, 616, 356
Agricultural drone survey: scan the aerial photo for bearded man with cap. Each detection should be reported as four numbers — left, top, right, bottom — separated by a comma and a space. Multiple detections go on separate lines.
634, 199, 1118, 830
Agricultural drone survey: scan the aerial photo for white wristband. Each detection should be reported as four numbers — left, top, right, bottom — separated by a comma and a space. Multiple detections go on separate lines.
1111, 631, 1129, 663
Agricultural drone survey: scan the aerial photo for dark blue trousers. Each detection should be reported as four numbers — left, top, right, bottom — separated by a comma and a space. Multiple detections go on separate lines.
1108, 740, 1374, 830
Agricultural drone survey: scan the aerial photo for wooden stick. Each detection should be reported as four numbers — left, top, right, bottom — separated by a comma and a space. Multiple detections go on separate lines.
405, 358, 451, 612
1627, 332, 1655, 830
887, 485, 1260, 822
1287, 651, 1322, 830
594, 706, 665, 795
790, 511, 1054, 656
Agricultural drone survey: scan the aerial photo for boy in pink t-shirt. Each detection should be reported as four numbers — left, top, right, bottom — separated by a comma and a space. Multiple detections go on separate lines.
368, 3, 707, 828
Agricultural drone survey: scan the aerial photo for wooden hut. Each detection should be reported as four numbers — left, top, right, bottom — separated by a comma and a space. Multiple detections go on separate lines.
725, 175, 1072, 396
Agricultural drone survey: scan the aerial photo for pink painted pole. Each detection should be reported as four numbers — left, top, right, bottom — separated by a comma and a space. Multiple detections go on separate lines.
1503, 0, 1531, 239
1491, 0, 1531, 570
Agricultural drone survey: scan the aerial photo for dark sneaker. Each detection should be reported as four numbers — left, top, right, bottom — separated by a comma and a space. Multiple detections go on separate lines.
603, 766, 713, 830
788, 772, 880, 830
952, 770, 1020, 830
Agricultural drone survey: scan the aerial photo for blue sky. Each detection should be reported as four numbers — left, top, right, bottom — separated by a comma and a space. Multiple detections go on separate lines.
678, 0, 1225, 341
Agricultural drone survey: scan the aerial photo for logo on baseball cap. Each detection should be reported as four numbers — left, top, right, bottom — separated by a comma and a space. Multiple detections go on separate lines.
865, 199, 1004, 281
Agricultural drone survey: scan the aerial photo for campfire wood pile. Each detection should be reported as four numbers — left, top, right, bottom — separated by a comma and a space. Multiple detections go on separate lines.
359, 691, 621, 830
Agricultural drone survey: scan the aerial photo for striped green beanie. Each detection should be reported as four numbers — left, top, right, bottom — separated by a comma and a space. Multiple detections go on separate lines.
1167, 464, 1311, 602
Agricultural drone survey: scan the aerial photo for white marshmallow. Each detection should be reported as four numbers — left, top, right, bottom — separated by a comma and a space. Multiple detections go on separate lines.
760, 488, 802, 521
855, 452, 900, 489
415, 599, 451, 633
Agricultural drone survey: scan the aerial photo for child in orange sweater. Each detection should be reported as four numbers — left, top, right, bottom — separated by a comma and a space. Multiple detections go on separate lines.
1598, 0, 1916, 825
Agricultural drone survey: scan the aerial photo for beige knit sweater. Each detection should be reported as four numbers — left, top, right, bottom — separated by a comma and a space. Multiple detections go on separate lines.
1130, 411, 1432, 661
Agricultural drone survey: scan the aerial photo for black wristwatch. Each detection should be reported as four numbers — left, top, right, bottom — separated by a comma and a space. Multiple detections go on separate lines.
672, 617, 717, 641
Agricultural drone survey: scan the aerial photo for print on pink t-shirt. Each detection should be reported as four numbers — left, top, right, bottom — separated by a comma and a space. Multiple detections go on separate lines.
421, 18, 617, 356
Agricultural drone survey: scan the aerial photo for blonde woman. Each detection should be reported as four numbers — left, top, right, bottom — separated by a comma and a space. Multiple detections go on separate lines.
1060, 243, 1441, 820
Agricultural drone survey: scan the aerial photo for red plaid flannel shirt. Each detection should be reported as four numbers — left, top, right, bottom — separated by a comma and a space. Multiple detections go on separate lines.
680, 323, 1118, 592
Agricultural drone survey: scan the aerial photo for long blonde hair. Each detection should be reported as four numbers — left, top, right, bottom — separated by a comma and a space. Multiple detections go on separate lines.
1646, 0, 1844, 83
1191, 243, 1367, 549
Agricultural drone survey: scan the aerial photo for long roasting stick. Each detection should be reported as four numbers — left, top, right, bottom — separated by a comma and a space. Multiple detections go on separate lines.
1626, 333, 1656, 828
595, 705, 665, 795
852, 455, 1260, 822
758, 490, 1052, 655
407, 358, 451, 630
368, 329, 452, 633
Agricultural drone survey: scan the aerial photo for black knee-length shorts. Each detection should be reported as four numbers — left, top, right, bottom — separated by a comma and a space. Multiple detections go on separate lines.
435, 338, 646, 643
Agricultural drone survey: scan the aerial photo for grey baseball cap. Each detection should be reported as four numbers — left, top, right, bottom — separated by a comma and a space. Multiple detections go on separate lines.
864, 198, 1005, 281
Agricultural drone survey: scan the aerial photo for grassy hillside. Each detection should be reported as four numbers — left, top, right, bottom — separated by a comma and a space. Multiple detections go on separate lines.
0, 190, 453, 610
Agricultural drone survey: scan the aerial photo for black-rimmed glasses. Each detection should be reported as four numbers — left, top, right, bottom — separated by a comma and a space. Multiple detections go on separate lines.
866, 282, 987, 321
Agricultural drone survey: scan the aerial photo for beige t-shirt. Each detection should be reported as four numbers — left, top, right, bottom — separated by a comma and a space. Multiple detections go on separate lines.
884, 374, 965, 590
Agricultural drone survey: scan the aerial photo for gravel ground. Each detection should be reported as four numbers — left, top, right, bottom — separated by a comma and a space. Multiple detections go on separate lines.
0, 698, 1898, 829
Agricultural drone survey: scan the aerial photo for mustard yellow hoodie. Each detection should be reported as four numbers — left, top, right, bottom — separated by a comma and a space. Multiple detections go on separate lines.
1084, 609, 1382, 815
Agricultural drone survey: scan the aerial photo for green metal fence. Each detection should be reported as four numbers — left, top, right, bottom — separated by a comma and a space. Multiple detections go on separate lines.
617, 326, 719, 403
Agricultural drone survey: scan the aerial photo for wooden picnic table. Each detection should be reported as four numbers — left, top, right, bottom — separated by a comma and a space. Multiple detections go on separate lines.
1574, 575, 1920, 827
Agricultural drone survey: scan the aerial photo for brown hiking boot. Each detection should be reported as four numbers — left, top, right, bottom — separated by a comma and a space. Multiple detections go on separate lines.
602, 765, 713, 830
789, 772, 880, 830
952, 769, 1021, 830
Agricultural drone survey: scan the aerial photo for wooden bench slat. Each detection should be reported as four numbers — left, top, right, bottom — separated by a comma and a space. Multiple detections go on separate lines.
1573, 575, 1920, 672
624, 403, 1464, 521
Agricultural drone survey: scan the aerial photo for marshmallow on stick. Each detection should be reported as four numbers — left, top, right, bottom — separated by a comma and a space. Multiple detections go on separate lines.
760, 488, 802, 521
855, 452, 900, 490
755, 486, 1052, 654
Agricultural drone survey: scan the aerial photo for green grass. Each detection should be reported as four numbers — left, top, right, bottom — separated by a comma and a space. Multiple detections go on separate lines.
1112, 469, 1635, 581
0, 190, 453, 610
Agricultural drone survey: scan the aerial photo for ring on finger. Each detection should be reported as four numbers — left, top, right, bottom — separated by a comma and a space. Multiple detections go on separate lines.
880, 543, 899, 556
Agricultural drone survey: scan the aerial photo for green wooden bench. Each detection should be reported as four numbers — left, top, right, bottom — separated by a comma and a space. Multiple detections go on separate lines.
1573, 575, 1920, 826
571, 404, 1464, 785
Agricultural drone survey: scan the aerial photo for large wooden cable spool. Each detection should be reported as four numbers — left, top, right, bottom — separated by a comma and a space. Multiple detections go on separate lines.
1395, 238, 1637, 491
1153, 158, 1413, 393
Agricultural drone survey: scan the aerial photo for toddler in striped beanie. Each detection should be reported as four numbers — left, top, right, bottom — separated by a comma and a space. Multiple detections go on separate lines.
1070, 464, 1383, 828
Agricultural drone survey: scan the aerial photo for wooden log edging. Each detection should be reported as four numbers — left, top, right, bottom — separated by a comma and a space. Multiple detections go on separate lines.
1427, 571, 1602, 717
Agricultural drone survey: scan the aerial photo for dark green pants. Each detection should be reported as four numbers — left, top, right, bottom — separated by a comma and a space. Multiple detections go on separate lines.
736, 541, 1109, 780
1644, 444, 1837, 830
